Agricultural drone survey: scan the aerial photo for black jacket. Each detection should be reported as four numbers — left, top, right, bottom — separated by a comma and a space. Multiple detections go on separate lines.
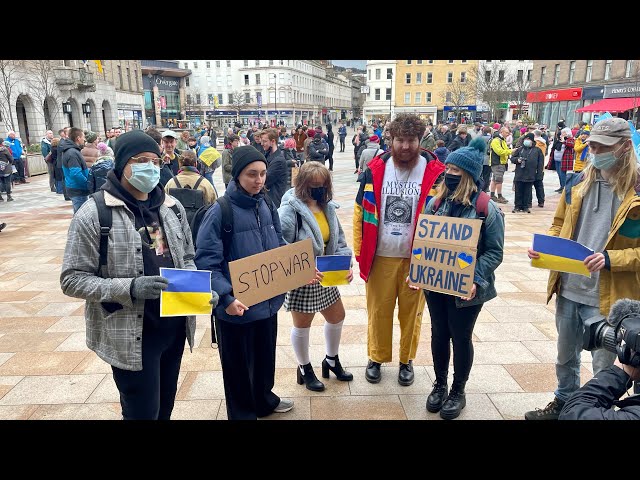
559, 365, 640, 420
511, 145, 544, 183
264, 146, 289, 208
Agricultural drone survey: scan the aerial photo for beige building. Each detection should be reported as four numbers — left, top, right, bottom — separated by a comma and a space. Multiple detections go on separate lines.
529, 60, 640, 127
394, 60, 479, 124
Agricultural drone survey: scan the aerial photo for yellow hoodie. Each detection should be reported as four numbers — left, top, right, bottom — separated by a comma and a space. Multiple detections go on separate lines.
573, 137, 589, 172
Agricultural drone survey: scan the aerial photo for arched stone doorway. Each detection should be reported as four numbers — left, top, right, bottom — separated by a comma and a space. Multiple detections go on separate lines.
87, 98, 98, 134
15, 94, 36, 146
101, 100, 113, 137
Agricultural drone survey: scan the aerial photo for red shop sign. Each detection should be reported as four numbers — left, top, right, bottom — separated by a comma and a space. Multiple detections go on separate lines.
526, 88, 582, 103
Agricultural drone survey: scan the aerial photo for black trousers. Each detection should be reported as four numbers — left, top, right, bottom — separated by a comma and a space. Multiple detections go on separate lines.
326, 152, 334, 170
533, 179, 545, 205
216, 315, 280, 420
481, 165, 492, 192
425, 291, 482, 386
13, 158, 25, 181
514, 180, 533, 210
0, 176, 11, 195
111, 321, 186, 420
354, 149, 359, 169
339, 136, 346, 152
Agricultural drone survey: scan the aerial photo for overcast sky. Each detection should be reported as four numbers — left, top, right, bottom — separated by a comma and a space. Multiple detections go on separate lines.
332, 60, 366, 70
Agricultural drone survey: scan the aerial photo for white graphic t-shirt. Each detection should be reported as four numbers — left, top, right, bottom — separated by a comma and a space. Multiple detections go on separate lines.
376, 156, 427, 258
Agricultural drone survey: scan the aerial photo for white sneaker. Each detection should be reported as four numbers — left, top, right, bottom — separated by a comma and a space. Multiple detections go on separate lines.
273, 398, 294, 413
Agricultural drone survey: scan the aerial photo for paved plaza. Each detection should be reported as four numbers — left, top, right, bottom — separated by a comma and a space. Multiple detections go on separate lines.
0, 141, 595, 420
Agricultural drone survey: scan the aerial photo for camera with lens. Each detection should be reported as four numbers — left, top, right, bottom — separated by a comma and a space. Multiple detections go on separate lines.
583, 299, 640, 367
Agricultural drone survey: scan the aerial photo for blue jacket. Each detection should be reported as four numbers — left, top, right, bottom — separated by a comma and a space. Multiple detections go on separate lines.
338, 125, 347, 137
423, 192, 505, 308
6, 137, 23, 160
194, 180, 286, 324
60, 138, 89, 196
87, 156, 114, 193
41, 138, 52, 158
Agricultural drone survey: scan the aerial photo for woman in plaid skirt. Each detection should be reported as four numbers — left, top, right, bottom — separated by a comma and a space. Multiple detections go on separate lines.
277, 162, 354, 391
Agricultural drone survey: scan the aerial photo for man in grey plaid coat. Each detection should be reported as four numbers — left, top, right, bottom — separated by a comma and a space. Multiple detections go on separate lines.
61, 130, 218, 420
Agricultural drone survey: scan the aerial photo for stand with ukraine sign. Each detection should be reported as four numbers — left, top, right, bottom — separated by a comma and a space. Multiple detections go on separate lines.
407, 215, 482, 298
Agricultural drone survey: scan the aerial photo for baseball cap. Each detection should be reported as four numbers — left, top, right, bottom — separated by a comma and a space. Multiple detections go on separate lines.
161, 130, 178, 139
587, 117, 632, 146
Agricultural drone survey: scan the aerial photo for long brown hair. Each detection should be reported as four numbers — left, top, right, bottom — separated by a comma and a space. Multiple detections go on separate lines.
434, 170, 478, 207
294, 161, 333, 204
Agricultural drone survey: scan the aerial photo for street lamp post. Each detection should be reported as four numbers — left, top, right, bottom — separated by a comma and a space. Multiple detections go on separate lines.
270, 73, 278, 127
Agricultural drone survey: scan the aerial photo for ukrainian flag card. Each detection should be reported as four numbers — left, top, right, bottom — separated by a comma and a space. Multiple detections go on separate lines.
160, 268, 212, 316
531, 234, 593, 277
316, 255, 351, 287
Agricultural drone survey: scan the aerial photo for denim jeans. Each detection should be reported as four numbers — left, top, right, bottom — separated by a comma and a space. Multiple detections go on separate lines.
555, 160, 566, 189
204, 171, 214, 186
55, 180, 65, 194
554, 295, 616, 402
71, 195, 88, 213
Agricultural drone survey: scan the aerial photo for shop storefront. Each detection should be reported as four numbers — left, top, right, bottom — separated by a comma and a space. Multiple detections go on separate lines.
527, 87, 582, 128
576, 83, 640, 127
117, 103, 144, 131
442, 105, 477, 124
143, 74, 182, 128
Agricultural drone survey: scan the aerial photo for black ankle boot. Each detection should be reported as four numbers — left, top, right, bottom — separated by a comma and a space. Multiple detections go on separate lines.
296, 363, 325, 392
440, 382, 466, 420
321, 355, 353, 381
426, 378, 448, 413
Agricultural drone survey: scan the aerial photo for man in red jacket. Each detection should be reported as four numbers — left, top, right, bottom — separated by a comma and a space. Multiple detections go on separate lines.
353, 114, 445, 386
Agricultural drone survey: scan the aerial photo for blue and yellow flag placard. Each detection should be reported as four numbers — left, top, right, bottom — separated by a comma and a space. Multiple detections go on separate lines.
530, 234, 593, 277
159, 268, 212, 317
316, 255, 351, 287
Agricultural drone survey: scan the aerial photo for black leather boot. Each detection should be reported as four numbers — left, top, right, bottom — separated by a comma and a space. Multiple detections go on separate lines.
365, 360, 381, 383
440, 382, 466, 420
322, 354, 353, 381
426, 378, 448, 413
296, 363, 325, 392
398, 360, 414, 386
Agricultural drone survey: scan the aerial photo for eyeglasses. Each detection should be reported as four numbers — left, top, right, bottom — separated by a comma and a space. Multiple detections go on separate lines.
130, 155, 161, 166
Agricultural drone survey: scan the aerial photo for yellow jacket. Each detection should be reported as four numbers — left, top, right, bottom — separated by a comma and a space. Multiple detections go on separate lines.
546, 174, 640, 315
490, 136, 511, 165
573, 137, 589, 172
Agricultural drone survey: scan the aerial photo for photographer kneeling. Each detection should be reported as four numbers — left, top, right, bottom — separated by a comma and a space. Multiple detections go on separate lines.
559, 299, 640, 420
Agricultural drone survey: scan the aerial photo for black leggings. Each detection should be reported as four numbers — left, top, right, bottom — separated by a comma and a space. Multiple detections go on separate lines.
425, 291, 482, 386
0, 175, 11, 194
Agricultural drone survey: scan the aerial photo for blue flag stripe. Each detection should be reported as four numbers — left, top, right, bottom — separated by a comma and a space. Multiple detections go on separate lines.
161, 268, 211, 293
532, 234, 592, 262
316, 255, 351, 272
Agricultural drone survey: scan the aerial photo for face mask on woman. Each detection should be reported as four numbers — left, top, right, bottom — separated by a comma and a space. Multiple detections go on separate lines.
126, 162, 160, 193
310, 186, 327, 203
444, 172, 462, 192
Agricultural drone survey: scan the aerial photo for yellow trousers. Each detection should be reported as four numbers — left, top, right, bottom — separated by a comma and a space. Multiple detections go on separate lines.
365, 256, 425, 364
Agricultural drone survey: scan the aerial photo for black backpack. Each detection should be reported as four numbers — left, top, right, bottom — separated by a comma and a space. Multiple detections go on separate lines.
167, 173, 206, 227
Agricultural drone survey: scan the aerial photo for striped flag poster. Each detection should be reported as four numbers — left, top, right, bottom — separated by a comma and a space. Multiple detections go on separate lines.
530, 234, 593, 277
316, 255, 351, 287
159, 268, 212, 317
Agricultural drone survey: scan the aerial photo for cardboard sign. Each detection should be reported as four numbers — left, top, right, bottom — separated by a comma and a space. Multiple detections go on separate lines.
228, 238, 315, 307
408, 215, 482, 298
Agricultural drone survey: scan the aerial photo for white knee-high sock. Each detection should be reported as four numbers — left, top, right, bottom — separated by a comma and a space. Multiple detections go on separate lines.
324, 320, 344, 366
291, 327, 310, 372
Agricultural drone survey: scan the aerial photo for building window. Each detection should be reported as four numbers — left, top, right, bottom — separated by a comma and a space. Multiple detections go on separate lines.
223, 93, 228, 104
407, 60, 412, 65
217, 61, 222, 68
255, 60, 260, 67
486, 60, 492, 63
517, 70, 524, 82
226, 60, 231, 68
485, 70, 491, 82
185, 77, 189, 87
498, 70, 505, 82
427, 72, 433, 83
184, 62, 188, 69
206, 61, 210, 68
245, 92, 251, 103
117, 65, 123, 89
541, 66, 546, 86
255, 74, 261, 85
461, 60, 467, 63
447, 72, 453, 83
376, 68, 381, 80
586, 60, 593, 82
554, 64, 560, 85
195, 94, 201, 104
416, 72, 422, 84
134, 69, 139, 91
269, 60, 273, 66
406, 73, 411, 84
527, 69, 532, 81
499, 60, 505, 63
193, 62, 198, 69
448, 60, 454, 64
244, 74, 249, 86
386, 88, 391, 100
417, 60, 423, 65
569, 61, 576, 83
244, 60, 248, 67
426, 92, 431, 103
415, 92, 421, 104
626, 60, 634, 77
227, 75, 232, 86
404, 92, 411, 104
375, 88, 380, 101
368, 69, 371, 81
460, 71, 466, 83
186, 94, 192, 105
387, 68, 392, 79
280, 60, 284, 65
446, 92, 452, 102
126, 68, 131, 90
605, 60, 612, 80
208, 94, 214, 105
428, 60, 433, 64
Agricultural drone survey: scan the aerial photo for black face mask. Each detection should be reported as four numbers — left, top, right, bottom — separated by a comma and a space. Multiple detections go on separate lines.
310, 186, 326, 203
444, 173, 462, 192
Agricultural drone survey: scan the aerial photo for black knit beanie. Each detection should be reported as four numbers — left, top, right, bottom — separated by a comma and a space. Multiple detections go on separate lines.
231, 145, 267, 180
113, 130, 161, 178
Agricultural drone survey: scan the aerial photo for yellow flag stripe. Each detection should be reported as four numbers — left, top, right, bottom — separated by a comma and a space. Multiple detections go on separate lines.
161, 291, 212, 316
532, 253, 591, 277
319, 270, 350, 287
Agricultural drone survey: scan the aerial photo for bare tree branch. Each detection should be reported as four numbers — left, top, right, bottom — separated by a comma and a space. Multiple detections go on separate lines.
0, 60, 21, 131
440, 73, 475, 122
468, 63, 516, 122
231, 91, 247, 121
24, 60, 63, 131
